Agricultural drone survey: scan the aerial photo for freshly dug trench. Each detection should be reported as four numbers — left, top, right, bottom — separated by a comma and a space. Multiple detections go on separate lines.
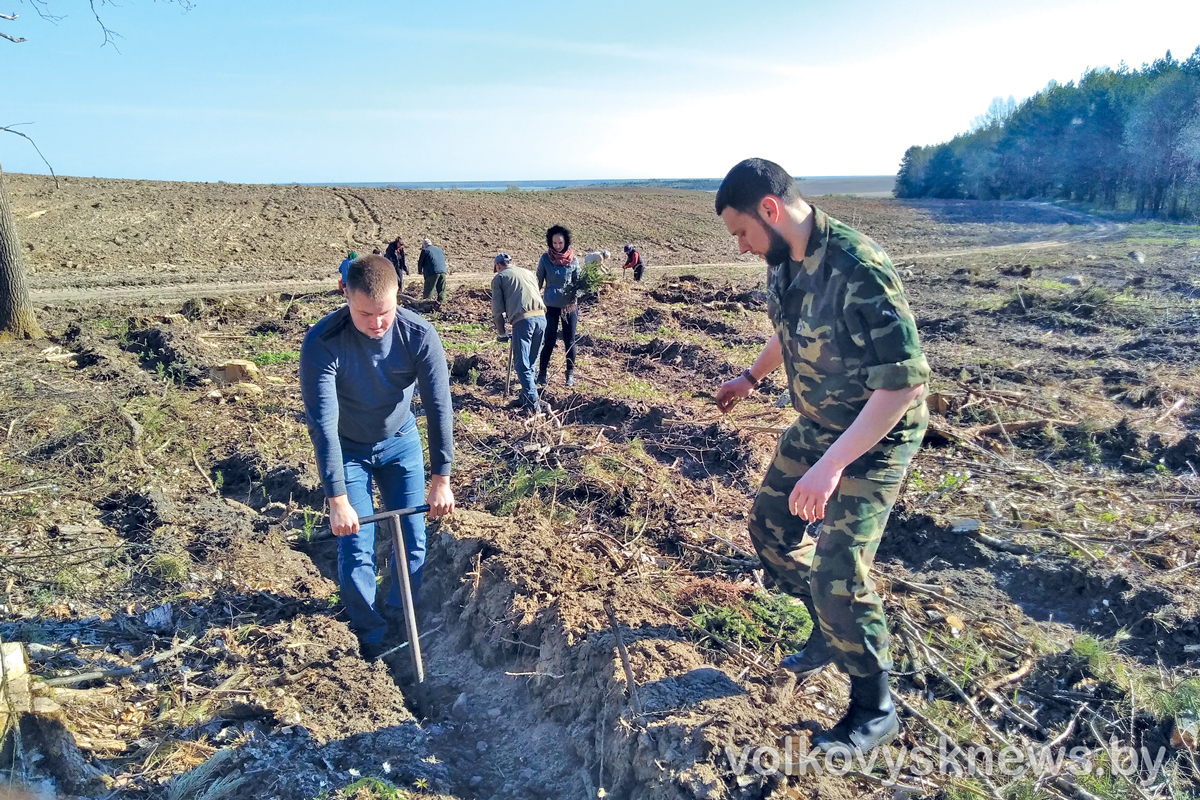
406, 510, 856, 800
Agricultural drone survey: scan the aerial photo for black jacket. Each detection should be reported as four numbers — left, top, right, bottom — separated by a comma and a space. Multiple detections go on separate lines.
385, 241, 408, 275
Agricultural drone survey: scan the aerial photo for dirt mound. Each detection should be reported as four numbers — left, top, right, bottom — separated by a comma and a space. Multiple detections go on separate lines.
123, 319, 211, 385
878, 509, 1184, 662
561, 396, 637, 426
1164, 432, 1200, 470
450, 353, 486, 381
262, 461, 325, 508
127, 614, 435, 800
1009, 417, 1151, 467
101, 486, 180, 543
634, 307, 668, 331
630, 338, 735, 380
917, 315, 973, 342
639, 418, 761, 480
1117, 336, 1200, 364
674, 309, 745, 339
56, 321, 159, 387
101, 484, 331, 595
210, 450, 324, 510
649, 277, 767, 310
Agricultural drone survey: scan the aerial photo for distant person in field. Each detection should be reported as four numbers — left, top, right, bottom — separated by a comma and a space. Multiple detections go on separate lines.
418, 237, 448, 303
384, 236, 409, 292
583, 249, 610, 274
536, 224, 582, 387
300, 255, 455, 661
491, 252, 548, 413
622, 244, 645, 281
713, 158, 928, 756
337, 251, 359, 292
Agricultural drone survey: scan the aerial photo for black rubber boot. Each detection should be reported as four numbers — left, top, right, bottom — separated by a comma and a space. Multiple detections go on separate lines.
536, 367, 548, 387
565, 369, 576, 387
779, 598, 833, 678
812, 671, 899, 754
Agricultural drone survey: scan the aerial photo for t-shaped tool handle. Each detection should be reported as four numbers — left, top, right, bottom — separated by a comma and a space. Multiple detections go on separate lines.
357, 504, 430, 525
357, 504, 430, 682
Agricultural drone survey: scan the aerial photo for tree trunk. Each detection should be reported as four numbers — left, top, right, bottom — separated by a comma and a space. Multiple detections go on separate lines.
0, 161, 45, 340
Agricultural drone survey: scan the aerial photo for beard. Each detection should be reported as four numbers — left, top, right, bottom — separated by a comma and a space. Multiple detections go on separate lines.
755, 211, 793, 265
765, 227, 792, 266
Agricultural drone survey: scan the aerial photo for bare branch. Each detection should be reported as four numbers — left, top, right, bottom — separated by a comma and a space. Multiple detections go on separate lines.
5, 1, 193, 47
88, 0, 122, 50
0, 123, 60, 189
26, 0, 63, 24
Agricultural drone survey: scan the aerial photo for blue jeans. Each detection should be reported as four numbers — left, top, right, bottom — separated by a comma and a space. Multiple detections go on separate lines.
512, 315, 546, 408
337, 418, 426, 644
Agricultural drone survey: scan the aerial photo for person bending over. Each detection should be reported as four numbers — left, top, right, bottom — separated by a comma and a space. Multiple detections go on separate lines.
491, 253, 548, 413
418, 238, 448, 303
300, 255, 455, 659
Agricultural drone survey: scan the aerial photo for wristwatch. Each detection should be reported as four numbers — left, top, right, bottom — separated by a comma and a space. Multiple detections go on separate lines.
741, 368, 760, 388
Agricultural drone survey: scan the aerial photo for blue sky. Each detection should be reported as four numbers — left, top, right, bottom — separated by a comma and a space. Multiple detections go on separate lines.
2, 0, 1198, 183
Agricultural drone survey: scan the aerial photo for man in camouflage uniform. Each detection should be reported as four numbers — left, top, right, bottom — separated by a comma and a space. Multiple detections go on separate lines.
714, 158, 929, 754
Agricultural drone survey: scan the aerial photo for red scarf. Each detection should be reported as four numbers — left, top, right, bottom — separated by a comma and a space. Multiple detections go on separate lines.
547, 246, 574, 267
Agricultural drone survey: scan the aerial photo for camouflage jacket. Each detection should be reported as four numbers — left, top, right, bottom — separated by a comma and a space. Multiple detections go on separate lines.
766, 206, 929, 434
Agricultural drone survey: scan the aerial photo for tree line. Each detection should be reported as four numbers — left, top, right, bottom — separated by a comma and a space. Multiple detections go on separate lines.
895, 46, 1200, 218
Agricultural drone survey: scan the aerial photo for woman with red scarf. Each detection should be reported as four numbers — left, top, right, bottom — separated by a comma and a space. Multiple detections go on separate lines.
536, 224, 582, 387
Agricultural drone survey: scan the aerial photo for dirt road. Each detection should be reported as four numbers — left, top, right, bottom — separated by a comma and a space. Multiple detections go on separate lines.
31, 235, 1125, 304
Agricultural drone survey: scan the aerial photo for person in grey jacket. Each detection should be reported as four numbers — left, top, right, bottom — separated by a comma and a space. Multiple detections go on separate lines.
491, 253, 547, 412
536, 224, 581, 387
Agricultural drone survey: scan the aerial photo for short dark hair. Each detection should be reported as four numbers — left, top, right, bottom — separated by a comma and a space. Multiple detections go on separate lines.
714, 158, 803, 215
347, 254, 398, 299
545, 224, 571, 251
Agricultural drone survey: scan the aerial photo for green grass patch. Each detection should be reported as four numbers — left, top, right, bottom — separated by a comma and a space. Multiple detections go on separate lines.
250, 350, 300, 366
1122, 221, 1200, 240
442, 340, 486, 355
607, 376, 659, 402
442, 322, 491, 336
679, 582, 812, 656
147, 553, 189, 583
1153, 676, 1200, 720
315, 776, 430, 800
486, 465, 567, 516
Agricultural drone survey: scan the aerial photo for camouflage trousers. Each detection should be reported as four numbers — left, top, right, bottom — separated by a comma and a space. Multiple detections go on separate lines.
749, 409, 926, 677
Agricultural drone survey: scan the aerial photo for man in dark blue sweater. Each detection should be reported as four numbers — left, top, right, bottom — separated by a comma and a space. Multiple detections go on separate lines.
417, 238, 448, 302
300, 255, 455, 659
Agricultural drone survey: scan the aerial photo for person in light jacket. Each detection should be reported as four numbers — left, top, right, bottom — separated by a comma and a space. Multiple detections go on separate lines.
491, 253, 547, 413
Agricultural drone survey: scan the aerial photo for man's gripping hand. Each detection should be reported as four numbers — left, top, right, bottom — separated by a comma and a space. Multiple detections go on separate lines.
328, 494, 360, 537
427, 474, 455, 518
716, 374, 754, 414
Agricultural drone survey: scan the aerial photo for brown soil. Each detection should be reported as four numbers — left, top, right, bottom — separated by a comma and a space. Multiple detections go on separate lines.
2, 178, 1199, 800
